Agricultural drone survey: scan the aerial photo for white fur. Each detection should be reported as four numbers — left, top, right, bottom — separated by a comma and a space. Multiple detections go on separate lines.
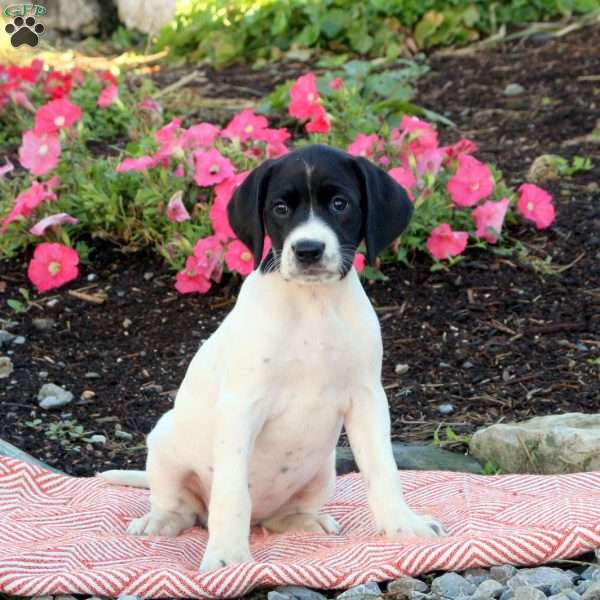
100, 268, 444, 572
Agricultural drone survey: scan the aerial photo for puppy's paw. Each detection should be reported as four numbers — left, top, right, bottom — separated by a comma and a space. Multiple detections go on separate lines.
199, 543, 253, 572
127, 510, 194, 536
379, 510, 446, 539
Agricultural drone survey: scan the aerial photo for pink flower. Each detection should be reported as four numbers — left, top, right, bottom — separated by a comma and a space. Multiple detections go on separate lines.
97, 83, 118, 108
156, 118, 182, 144
166, 191, 190, 223
10, 90, 35, 112
347, 133, 380, 158
472, 198, 510, 243
18, 130, 60, 176
27, 242, 79, 293
182, 123, 220, 149
447, 155, 494, 207
43, 71, 71, 99
329, 77, 344, 90
289, 73, 320, 120
255, 126, 290, 157
379, 155, 390, 166
34, 99, 82, 134
416, 148, 445, 177
175, 256, 211, 294
442, 138, 479, 161
426, 224, 469, 260
388, 166, 417, 201
221, 109, 268, 142
209, 171, 249, 239
173, 164, 185, 177
194, 234, 225, 282
0, 158, 14, 179
116, 155, 157, 172
517, 183, 555, 229
30, 212, 78, 236
225, 239, 254, 276
394, 116, 438, 155
1, 178, 59, 231
194, 148, 235, 187
353, 253, 366, 273
305, 104, 331, 134
138, 98, 162, 115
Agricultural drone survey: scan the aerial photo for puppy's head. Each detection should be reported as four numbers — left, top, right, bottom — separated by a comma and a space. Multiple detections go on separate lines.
227, 144, 413, 284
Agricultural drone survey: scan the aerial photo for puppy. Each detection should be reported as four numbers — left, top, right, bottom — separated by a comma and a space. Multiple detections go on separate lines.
101, 144, 445, 572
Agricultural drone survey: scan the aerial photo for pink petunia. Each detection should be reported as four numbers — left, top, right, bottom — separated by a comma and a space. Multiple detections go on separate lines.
393, 116, 438, 155
175, 256, 211, 294
0, 158, 14, 179
289, 73, 320, 120
193, 234, 226, 282
447, 154, 494, 208
472, 198, 510, 243
34, 98, 82, 134
173, 164, 185, 177
116, 155, 157, 172
388, 166, 417, 201
347, 133, 380, 158
97, 83, 119, 108
194, 148, 235, 187
517, 183, 555, 229
416, 148, 445, 177
225, 239, 254, 276
221, 109, 268, 142
353, 253, 366, 273
138, 98, 163, 115
30, 212, 78, 236
166, 191, 190, 223
329, 77, 344, 90
182, 123, 221, 149
426, 223, 469, 260
209, 171, 250, 239
442, 138, 479, 161
156, 118, 182, 144
1, 178, 59, 231
18, 130, 61, 176
305, 104, 331, 134
27, 242, 79, 293
43, 71, 71, 99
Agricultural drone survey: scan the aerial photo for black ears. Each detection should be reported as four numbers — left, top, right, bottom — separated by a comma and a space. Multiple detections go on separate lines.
353, 156, 414, 265
227, 159, 273, 270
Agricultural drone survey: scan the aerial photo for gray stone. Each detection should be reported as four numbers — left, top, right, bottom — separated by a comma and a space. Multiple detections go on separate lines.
0, 330, 15, 347
115, 430, 133, 441
37, 383, 73, 410
46, 298, 59, 307
12, 335, 25, 344
336, 582, 381, 599
508, 567, 573, 594
276, 586, 327, 600
491, 566, 519, 583
88, 434, 106, 445
438, 403, 456, 416
336, 443, 482, 475
117, 596, 142, 600
583, 582, 600, 600
500, 591, 515, 600
85, 371, 101, 379
32, 318, 56, 331
431, 572, 476, 599
268, 593, 293, 600
44, 0, 100, 34
470, 413, 600, 474
578, 581, 594, 595
395, 363, 409, 375
513, 588, 546, 600
504, 83, 525, 96
582, 567, 600, 582
549, 592, 582, 600
0, 356, 13, 379
117, 0, 177, 35
473, 579, 506, 599
388, 576, 428, 594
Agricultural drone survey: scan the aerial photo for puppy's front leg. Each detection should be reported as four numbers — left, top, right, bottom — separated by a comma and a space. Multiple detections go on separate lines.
345, 384, 445, 538
200, 398, 262, 572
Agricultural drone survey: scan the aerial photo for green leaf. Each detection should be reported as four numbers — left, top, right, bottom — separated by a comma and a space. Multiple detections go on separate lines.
7, 299, 27, 314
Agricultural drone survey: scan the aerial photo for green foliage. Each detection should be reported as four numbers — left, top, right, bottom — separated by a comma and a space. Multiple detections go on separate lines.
156, 0, 600, 67
480, 460, 503, 475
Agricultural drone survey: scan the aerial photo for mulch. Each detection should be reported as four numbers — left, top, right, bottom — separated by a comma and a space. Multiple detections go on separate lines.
1, 25, 599, 477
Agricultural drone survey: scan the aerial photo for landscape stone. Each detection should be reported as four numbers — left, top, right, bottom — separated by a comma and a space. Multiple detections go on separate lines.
491, 565, 519, 583
336, 443, 482, 475
438, 403, 456, 416
582, 567, 600, 582
117, 0, 177, 35
12, 335, 25, 344
32, 318, 56, 331
268, 592, 293, 600
0, 356, 13, 379
508, 567, 573, 594
500, 591, 515, 600
37, 383, 74, 410
473, 579, 506, 599
276, 585, 327, 600
388, 576, 428, 594
513, 587, 546, 600
44, 0, 100, 34
504, 83, 525, 96
395, 363, 409, 375
583, 582, 600, 600
431, 572, 476, 599
470, 413, 600, 474
549, 592, 582, 600
0, 330, 15, 347
89, 434, 107, 445
336, 582, 381, 599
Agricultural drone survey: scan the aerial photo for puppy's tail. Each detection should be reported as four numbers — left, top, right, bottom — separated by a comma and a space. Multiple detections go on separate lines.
98, 469, 149, 488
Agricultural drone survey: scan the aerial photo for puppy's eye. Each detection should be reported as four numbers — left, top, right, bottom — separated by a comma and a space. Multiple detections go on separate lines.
330, 196, 349, 213
273, 201, 290, 217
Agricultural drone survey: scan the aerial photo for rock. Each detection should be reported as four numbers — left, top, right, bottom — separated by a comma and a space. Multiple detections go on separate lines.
527, 154, 564, 183
513, 588, 546, 600
37, 383, 73, 410
336, 443, 483, 475
88, 434, 106, 445
0, 330, 15, 347
583, 583, 600, 600
85, 371, 101, 379
12, 335, 25, 344
500, 591, 515, 600
44, 0, 101, 34
473, 579, 506, 599
395, 363, 409, 375
268, 593, 292, 600
80, 390, 96, 401
388, 576, 428, 594
491, 566, 519, 584
87, 273, 98, 282
336, 582, 381, 599
582, 567, 600, 582
508, 567, 573, 594
123, 318, 132, 329
0, 356, 13, 378
504, 83, 525, 96
117, 0, 177, 35
115, 429, 133, 441
431, 573, 476, 599
462, 361, 474, 369
275, 586, 327, 600
143, 272, 154, 280
550, 592, 582, 600
470, 413, 600, 474
437, 403, 456, 416
32, 318, 56, 331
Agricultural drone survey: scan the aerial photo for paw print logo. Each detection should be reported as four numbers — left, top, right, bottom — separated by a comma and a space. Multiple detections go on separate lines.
5, 16, 45, 47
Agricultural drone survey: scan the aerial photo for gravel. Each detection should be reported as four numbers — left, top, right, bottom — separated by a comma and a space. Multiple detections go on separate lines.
37, 383, 74, 410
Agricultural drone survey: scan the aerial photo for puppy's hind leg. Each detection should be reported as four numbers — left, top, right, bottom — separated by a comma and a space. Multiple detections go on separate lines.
261, 451, 340, 535
128, 412, 201, 537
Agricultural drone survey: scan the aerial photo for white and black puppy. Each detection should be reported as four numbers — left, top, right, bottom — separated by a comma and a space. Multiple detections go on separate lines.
101, 144, 445, 572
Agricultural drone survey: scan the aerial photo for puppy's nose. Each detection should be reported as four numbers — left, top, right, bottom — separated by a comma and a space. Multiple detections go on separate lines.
293, 239, 325, 265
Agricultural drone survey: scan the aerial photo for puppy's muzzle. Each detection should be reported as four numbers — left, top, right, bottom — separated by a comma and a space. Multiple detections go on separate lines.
293, 239, 325, 266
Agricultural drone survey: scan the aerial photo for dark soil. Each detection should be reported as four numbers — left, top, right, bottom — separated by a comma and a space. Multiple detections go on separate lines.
1, 26, 599, 477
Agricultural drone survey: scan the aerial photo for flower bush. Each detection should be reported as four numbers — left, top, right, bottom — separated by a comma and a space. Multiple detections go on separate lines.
0, 60, 556, 295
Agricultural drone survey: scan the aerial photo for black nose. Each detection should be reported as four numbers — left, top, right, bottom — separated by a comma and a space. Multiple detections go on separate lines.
293, 240, 325, 265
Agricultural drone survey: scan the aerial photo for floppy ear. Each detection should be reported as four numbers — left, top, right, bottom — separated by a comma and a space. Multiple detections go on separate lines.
353, 156, 414, 265
227, 160, 273, 269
